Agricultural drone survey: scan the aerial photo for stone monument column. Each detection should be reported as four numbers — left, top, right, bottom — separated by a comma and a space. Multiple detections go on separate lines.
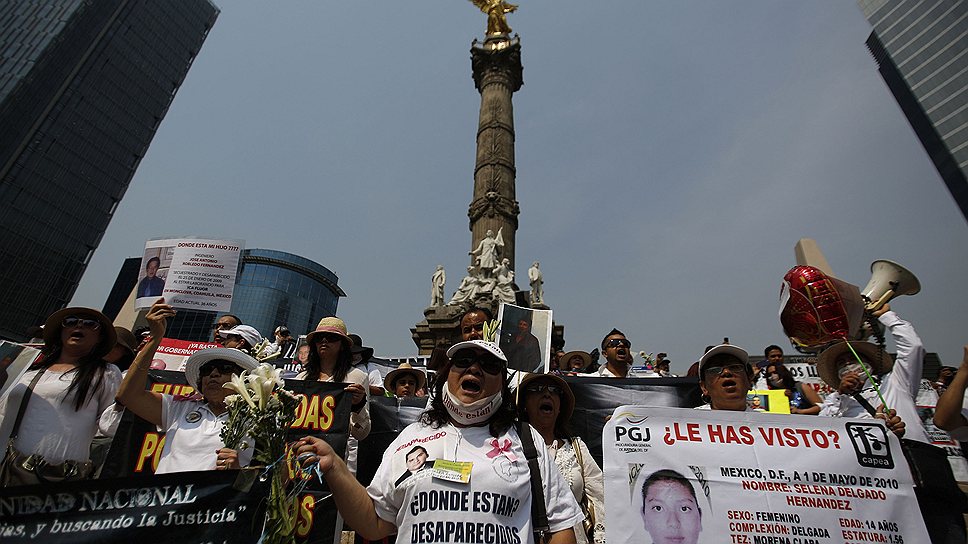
468, 36, 523, 272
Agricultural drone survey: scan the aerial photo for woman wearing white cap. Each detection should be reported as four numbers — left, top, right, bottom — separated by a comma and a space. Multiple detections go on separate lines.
294, 339, 583, 544
117, 300, 256, 473
0, 306, 121, 486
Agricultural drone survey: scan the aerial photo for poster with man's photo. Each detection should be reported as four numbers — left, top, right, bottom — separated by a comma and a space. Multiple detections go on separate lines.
136, 237, 244, 312
134, 240, 175, 308
496, 303, 552, 373
603, 406, 929, 544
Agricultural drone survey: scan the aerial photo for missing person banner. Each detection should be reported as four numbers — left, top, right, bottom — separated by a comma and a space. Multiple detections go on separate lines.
747, 389, 791, 414
604, 406, 930, 544
136, 237, 243, 311
0, 470, 269, 543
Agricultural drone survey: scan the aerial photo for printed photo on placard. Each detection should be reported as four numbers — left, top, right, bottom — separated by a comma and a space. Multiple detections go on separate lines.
135, 241, 175, 308
496, 303, 553, 373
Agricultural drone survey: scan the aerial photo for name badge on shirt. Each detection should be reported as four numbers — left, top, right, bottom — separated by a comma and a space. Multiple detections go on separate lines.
431, 460, 472, 484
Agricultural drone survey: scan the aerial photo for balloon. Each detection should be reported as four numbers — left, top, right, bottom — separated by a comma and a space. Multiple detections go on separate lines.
779, 266, 852, 350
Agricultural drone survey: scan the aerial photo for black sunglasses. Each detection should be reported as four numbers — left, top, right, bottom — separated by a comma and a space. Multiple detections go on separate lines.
525, 384, 562, 395
703, 363, 748, 379
604, 338, 631, 348
199, 360, 242, 377
451, 355, 505, 375
62, 316, 100, 330
211, 322, 235, 330
314, 333, 344, 344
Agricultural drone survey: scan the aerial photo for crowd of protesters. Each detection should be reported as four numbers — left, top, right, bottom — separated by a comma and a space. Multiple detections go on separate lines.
1, 299, 966, 543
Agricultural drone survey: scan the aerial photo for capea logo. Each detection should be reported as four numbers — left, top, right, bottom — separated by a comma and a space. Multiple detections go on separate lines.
185, 410, 202, 424
613, 412, 652, 454
845, 422, 894, 469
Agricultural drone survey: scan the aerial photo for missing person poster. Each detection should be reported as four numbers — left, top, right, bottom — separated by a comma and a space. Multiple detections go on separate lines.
496, 303, 552, 373
604, 406, 930, 544
136, 238, 243, 311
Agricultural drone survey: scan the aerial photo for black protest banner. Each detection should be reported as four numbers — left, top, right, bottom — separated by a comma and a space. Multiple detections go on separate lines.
563, 376, 702, 467
0, 470, 268, 543
102, 371, 351, 477
99, 371, 352, 544
356, 396, 428, 487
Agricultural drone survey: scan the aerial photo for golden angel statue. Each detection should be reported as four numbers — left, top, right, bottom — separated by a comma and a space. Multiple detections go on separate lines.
469, 0, 518, 36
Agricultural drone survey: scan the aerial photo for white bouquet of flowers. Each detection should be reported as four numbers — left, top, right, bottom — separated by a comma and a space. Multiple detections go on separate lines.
221, 363, 302, 544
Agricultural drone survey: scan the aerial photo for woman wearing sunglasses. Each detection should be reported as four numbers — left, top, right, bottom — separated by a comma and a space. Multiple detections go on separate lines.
0, 307, 121, 486
295, 317, 370, 472
117, 299, 257, 473
295, 339, 583, 544
518, 373, 605, 544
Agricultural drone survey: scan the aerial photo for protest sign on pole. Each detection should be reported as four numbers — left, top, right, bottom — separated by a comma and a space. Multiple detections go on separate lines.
604, 406, 930, 544
496, 303, 552, 373
135, 238, 243, 311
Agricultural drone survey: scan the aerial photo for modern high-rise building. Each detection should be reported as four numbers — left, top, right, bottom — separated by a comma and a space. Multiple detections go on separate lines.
859, 0, 968, 222
0, 0, 219, 340
165, 249, 345, 342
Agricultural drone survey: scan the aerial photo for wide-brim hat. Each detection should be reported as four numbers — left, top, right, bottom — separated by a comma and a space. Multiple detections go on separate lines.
113, 327, 139, 355
184, 347, 259, 392
516, 372, 575, 421
44, 307, 117, 359
816, 340, 890, 388
306, 316, 352, 347
560, 350, 592, 370
385, 362, 426, 391
349, 333, 374, 361
698, 344, 751, 376
446, 340, 508, 363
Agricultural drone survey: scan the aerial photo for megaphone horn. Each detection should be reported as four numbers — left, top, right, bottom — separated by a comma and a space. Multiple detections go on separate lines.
860, 259, 921, 311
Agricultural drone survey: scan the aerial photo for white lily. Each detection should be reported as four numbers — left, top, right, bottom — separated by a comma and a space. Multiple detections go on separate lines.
224, 373, 257, 409
245, 372, 266, 410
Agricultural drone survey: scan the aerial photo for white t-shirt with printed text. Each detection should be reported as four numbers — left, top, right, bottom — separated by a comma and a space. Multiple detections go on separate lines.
367, 420, 583, 544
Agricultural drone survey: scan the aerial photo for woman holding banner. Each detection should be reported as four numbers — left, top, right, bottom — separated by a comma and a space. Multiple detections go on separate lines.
116, 299, 256, 473
296, 317, 369, 473
763, 362, 821, 415
0, 307, 121, 486
518, 373, 605, 544
295, 339, 583, 543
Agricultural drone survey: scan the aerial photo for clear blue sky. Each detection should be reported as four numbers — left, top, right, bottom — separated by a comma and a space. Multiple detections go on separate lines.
71, 1, 968, 373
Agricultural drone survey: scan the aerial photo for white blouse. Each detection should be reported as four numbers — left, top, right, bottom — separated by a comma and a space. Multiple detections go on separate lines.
548, 437, 606, 544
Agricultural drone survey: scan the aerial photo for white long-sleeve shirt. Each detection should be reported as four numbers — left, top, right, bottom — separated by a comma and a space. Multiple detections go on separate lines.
819, 311, 930, 444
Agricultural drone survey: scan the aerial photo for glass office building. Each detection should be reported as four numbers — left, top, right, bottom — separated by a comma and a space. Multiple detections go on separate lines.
859, 0, 968, 222
0, 0, 219, 340
166, 249, 345, 341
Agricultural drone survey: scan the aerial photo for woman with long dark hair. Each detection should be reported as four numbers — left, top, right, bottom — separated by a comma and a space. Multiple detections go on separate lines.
295, 317, 370, 470
294, 339, 583, 544
0, 308, 122, 486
